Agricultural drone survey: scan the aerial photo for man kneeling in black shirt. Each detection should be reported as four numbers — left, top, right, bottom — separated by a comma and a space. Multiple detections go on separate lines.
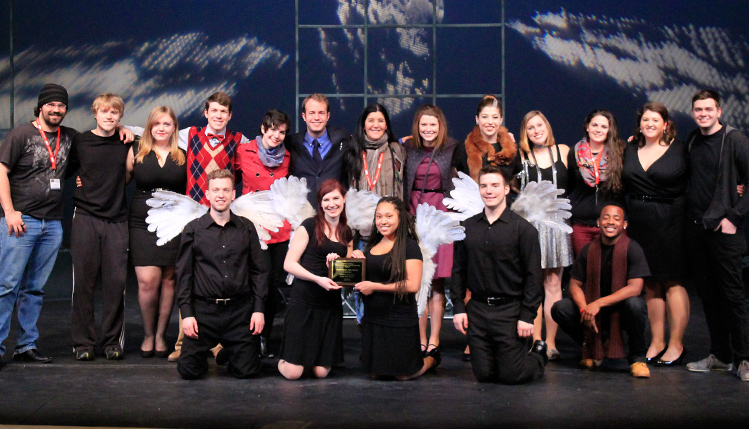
176, 169, 268, 379
552, 204, 651, 378
451, 165, 546, 384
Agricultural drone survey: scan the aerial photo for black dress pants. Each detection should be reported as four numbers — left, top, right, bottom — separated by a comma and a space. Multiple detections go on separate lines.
261, 241, 288, 346
178, 299, 260, 379
467, 299, 544, 384
551, 296, 648, 362
686, 221, 749, 364
70, 211, 128, 352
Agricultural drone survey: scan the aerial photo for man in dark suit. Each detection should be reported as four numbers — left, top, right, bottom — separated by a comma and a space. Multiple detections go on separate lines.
285, 93, 350, 206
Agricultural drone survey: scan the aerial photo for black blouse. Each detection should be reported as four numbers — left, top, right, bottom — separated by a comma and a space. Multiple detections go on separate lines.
362, 238, 422, 327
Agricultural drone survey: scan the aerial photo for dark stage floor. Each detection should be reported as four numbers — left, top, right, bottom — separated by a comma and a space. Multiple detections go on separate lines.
1, 250, 748, 428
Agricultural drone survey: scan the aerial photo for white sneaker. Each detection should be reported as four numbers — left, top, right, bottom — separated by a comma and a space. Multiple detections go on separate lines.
686, 354, 733, 372
737, 360, 749, 382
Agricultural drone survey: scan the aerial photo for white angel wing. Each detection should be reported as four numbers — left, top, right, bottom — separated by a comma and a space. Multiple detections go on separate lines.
269, 176, 315, 231
146, 191, 208, 246
443, 171, 483, 221
231, 191, 284, 250
345, 188, 381, 237
511, 180, 573, 234
414, 203, 466, 316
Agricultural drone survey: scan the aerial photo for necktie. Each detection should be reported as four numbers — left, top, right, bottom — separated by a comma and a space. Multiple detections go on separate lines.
312, 139, 323, 166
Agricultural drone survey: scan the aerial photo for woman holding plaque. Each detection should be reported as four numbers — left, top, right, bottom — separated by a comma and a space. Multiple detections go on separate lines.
351, 197, 438, 379
278, 179, 353, 380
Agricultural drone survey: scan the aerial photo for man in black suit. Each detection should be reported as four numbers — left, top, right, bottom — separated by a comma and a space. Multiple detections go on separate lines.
285, 93, 350, 206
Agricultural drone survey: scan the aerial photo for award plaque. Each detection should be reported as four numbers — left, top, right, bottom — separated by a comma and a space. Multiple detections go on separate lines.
329, 258, 366, 286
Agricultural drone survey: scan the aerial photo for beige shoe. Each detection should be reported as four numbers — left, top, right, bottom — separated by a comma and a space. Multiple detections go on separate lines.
630, 362, 651, 378
167, 349, 180, 362
579, 359, 602, 369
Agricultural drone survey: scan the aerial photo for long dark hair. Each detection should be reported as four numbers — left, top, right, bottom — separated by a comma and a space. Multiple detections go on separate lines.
345, 103, 397, 188
313, 179, 352, 246
583, 109, 624, 193
633, 102, 677, 148
364, 196, 418, 297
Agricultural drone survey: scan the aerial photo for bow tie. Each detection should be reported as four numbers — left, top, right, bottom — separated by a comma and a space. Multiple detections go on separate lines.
206, 133, 225, 142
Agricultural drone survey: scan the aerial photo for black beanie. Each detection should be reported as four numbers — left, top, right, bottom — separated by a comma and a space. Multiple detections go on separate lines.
37, 84, 68, 108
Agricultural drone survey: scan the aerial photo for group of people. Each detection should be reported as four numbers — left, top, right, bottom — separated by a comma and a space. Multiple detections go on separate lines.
0, 84, 747, 384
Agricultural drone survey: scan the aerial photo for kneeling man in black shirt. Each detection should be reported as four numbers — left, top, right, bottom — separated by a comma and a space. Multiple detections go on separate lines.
176, 169, 268, 379
552, 204, 651, 378
451, 165, 546, 384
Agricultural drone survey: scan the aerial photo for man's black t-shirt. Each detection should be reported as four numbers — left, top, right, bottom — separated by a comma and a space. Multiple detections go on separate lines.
0, 122, 77, 220
68, 131, 131, 221
570, 239, 651, 296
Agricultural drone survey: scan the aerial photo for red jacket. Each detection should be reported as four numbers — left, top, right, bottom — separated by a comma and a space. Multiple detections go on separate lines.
236, 139, 291, 243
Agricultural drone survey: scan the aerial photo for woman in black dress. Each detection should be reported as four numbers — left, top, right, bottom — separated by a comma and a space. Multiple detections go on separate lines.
622, 102, 688, 365
127, 105, 187, 358
278, 179, 353, 380
351, 197, 437, 379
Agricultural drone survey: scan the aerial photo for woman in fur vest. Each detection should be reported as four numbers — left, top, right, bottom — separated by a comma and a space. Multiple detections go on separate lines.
452, 95, 521, 183
401, 104, 459, 369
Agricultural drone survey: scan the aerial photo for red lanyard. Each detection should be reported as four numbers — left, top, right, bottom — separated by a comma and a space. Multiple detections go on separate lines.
362, 150, 385, 191
591, 149, 605, 185
36, 119, 61, 170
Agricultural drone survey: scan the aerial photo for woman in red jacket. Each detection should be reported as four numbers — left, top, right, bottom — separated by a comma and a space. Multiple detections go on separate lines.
235, 109, 292, 359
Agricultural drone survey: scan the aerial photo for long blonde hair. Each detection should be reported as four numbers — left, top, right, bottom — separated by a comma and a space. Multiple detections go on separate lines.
519, 110, 556, 154
135, 106, 185, 165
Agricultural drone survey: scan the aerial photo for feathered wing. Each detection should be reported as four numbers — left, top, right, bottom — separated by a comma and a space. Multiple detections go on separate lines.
345, 188, 381, 237
145, 191, 208, 246
414, 203, 466, 317
442, 171, 483, 221
269, 176, 315, 231
511, 180, 573, 233
230, 191, 285, 250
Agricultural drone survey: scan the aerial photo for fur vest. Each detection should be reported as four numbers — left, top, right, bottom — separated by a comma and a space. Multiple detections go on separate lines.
464, 125, 516, 182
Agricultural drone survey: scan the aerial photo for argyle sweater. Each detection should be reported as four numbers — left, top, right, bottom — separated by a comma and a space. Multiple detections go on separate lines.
186, 126, 241, 206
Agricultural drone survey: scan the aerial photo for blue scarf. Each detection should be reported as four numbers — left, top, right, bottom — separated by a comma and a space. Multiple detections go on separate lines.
256, 135, 286, 168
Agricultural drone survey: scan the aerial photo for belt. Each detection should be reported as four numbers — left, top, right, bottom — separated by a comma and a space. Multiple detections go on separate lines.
629, 194, 676, 204
471, 295, 518, 306
137, 188, 168, 195
194, 295, 249, 306
420, 188, 444, 193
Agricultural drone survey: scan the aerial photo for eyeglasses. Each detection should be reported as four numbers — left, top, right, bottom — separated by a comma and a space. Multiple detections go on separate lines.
44, 102, 67, 110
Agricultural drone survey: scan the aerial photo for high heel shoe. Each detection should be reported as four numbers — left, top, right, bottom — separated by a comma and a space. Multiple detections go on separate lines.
140, 349, 155, 358
154, 350, 170, 359
425, 344, 441, 370
656, 348, 686, 366
646, 349, 666, 364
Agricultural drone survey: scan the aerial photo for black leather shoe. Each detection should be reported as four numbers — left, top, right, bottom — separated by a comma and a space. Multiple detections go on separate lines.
656, 348, 686, 366
646, 349, 666, 364
215, 347, 229, 366
461, 352, 472, 362
530, 340, 549, 365
259, 337, 275, 359
14, 349, 52, 363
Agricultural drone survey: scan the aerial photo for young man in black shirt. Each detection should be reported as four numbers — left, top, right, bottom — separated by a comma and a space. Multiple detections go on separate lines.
68, 94, 132, 361
451, 165, 546, 384
551, 204, 651, 378
175, 169, 268, 379
684, 89, 749, 382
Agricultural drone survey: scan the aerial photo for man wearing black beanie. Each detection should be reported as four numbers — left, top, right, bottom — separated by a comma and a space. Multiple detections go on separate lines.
0, 84, 133, 367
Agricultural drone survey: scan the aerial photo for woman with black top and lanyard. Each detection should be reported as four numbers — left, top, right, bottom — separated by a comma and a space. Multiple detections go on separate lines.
345, 103, 406, 323
402, 104, 458, 367
518, 111, 573, 361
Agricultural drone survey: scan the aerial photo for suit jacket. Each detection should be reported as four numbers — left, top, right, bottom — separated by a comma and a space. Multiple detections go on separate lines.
286, 126, 351, 206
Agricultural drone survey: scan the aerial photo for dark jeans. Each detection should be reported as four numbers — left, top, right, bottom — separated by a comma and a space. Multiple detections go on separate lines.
261, 241, 288, 346
551, 296, 648, 363
70, 212, 128, 352
178, 299, 260, 379
686, 221, 749, 364
467, 299, 544, 384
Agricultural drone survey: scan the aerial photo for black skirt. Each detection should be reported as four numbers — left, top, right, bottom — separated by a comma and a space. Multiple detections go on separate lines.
361, 321, 423, 376
279, 302, 344, 367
